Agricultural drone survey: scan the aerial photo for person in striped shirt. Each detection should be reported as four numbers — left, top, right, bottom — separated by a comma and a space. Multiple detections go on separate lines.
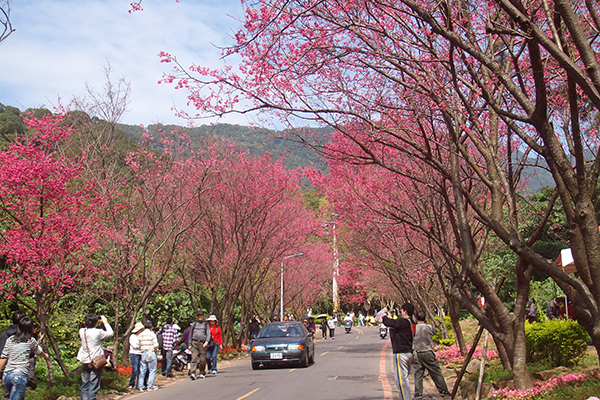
0, 317, 49, 400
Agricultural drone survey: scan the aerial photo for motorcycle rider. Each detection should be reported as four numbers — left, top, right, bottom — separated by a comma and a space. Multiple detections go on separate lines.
343, 313, 353, 333
379, 321, 388, 339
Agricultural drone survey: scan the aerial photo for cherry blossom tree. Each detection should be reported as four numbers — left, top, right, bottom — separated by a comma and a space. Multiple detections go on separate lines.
0, 113, 110, 380
177, 146, 330, 345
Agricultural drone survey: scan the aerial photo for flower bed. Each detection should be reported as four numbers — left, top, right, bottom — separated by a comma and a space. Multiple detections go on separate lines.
435, 344, 499, 365
489, 371, 600, 399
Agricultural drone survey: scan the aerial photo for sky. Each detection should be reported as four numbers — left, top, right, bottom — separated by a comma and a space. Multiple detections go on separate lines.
0, 0, 254, 127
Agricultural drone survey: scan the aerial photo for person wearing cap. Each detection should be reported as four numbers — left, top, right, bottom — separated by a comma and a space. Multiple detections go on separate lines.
128, 322, 144, 389
382, 303, 415, 400
206, 315, 222, 374
188, 310, 211, 380
158, 317, 179, 378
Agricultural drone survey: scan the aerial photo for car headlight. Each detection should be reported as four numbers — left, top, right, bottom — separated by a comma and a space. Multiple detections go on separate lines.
288, 344, 304, 350
252, 345, 266, 352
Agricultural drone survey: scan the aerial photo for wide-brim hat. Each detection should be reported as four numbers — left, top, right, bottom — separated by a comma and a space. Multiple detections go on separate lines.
133, 322, 144, 332
207, 315, 218, 322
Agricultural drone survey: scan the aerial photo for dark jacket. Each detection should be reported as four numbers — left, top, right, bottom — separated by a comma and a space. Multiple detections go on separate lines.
382, 316, 413, 354
176, 328, 190, 348
0, 324, 18, 355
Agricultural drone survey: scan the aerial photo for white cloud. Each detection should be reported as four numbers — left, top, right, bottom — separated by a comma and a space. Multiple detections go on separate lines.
0, 0, 253, 126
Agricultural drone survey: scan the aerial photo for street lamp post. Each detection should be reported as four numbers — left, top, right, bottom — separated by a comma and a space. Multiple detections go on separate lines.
280, 252, 304, 321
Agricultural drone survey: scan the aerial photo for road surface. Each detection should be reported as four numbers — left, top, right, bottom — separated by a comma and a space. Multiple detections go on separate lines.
124, 326, 448, 400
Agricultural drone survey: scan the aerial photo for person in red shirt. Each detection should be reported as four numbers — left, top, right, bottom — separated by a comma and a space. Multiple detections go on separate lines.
206, 315, 223, 374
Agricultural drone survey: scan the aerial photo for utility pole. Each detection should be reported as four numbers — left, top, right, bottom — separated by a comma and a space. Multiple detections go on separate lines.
280, 252, 304, 321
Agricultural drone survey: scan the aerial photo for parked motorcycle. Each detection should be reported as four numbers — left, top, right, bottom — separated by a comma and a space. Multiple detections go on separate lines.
379, 326, 387, 339
172, 347, 192, 372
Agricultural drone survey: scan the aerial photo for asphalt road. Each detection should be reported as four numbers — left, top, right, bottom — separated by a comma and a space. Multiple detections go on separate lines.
125, 326, 396, 400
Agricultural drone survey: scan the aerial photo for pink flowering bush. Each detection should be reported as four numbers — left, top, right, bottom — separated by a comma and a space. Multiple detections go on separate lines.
435, 344, 499, 365
489, 372, 600, 399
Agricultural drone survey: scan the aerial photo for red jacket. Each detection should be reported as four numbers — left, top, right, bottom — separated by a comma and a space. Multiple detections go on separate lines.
209, 325, 223, 346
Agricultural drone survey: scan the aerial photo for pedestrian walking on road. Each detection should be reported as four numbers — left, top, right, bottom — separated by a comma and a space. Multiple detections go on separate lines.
158, 317, 179, 378
206, 315, 222, 374
320, 319, 328, 339
189, 310, 211, 380
383, 303, 415, 400
412, 311, 451, 399
327, 317, 336, 340
358, 311, 365, 327
137, 320, 159, 392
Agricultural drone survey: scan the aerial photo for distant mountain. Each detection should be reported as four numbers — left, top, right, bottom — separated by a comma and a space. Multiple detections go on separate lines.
116, 122, 560, 192
116, 122, 331, 172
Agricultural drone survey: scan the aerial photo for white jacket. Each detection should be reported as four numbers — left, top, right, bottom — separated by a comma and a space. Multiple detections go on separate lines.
77, 323, 114, 363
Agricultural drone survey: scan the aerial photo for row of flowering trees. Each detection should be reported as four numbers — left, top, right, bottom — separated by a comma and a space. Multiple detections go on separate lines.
157, 0, 600, 390
0, 112, 331, 380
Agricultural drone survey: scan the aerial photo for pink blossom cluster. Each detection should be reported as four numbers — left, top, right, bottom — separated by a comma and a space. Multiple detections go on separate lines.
489, 372, 599, 399
434, 344, 499, 365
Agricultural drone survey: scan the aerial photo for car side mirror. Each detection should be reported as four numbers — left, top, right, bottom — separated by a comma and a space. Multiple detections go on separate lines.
307, 331, 314, 337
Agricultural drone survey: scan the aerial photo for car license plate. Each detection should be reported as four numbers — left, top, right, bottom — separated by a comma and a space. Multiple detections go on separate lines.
270, 352, 283, 360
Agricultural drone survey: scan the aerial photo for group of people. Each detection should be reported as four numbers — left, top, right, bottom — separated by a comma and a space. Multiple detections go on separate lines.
75, 309, 224, 399
382, 303, 451, 400
127, 310, 224, 390
526, 296, 571, 323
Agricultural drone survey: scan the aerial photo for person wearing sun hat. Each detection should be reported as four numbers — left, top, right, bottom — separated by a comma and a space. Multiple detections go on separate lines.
128, 322, 144, 389
206, 315, 222, 374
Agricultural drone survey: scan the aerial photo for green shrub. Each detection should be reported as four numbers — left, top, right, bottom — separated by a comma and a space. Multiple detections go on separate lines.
432, 315, 455, 346
525, 318, 589, 367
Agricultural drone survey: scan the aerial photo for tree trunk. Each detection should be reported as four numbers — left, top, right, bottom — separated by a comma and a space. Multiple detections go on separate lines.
447, 298, 467, 356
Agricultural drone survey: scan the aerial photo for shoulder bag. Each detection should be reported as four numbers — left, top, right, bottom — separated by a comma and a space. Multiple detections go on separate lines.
84, 329, 108, 370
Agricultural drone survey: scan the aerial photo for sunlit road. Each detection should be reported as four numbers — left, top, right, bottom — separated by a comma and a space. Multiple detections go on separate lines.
125, 326, 395, 400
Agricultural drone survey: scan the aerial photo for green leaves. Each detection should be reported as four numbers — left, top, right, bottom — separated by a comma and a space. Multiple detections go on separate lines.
525, 319, 589, 367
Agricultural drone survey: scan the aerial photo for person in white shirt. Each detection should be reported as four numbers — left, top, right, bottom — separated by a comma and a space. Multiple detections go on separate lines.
128, 322, 144, 389
77, 314, 113, 400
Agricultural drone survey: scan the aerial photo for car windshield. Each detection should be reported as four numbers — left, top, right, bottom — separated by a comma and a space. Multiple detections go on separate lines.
259, 324, 303, 338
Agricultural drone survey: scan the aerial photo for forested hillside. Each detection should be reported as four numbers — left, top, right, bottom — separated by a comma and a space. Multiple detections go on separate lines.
117, 122, 331, 172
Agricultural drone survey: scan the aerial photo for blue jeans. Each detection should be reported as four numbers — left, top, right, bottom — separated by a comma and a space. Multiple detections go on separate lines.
206, 344, 220, 372
161, 350, 173, 376
138, 351, 157, 390
128, 353, 141, 387
3, 370, 27, 400
81, 364, 103, 400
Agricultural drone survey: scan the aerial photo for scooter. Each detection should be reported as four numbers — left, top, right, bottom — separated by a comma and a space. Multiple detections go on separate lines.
344, 319, 352, 334
379, 326, 387, 339
172, 347, 192, 372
